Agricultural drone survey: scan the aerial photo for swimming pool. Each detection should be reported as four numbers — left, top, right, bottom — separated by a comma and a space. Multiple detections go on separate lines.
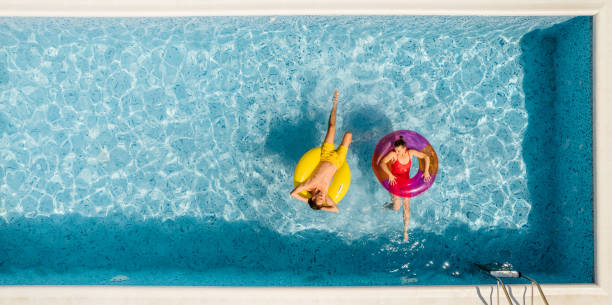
0, 14, 593, 285
0, 0, 608, 302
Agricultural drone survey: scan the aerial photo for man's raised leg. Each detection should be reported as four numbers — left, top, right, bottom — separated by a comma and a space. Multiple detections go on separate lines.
323, 90, 339, 145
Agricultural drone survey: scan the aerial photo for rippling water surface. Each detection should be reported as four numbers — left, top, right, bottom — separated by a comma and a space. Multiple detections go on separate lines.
0, 16, 592, 285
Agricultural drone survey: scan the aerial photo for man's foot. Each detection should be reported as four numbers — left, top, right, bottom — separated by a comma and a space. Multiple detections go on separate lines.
403, 231, 409, 242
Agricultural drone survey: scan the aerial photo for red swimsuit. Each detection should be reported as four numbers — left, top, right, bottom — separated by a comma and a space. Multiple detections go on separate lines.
391, 157, 411, 178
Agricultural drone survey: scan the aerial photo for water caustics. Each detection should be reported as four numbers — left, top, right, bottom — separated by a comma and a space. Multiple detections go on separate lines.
0, 16, 575, 239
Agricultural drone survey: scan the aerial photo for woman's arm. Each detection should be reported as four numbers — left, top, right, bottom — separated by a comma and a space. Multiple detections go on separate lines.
410, 150, 431, 181
379, 151, 397, 184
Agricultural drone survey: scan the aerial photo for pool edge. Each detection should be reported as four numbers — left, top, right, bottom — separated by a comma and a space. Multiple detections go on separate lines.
0, 0, 610, 304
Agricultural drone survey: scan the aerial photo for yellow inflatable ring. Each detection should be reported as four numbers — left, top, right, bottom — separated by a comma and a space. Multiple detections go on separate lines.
293, 147, 351, 204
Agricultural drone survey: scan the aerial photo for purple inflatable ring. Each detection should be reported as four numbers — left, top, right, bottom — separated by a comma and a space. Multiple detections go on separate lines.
371, 130, 438, 198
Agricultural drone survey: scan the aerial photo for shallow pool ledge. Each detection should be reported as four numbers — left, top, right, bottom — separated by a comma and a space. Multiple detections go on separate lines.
0, 0, 611, 305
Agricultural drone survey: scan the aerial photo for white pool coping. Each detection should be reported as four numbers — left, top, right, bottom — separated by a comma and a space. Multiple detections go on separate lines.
0, 0, 610, 304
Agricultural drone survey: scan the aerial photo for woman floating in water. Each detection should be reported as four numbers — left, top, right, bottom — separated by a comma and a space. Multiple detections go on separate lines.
290, 90, 352, 212
379, 136, 431, 241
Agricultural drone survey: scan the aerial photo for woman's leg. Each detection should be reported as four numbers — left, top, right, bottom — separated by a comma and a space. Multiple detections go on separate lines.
402, 197, 411, 241
391, 193, 401, 211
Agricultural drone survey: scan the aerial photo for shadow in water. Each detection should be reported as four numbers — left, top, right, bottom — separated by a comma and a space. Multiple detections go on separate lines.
518, 22, 559, 273
343, 105, 393, 192
264, 100, 323, 167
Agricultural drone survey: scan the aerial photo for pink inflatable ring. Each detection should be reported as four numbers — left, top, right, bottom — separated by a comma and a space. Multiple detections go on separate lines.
371, 130, 438, 198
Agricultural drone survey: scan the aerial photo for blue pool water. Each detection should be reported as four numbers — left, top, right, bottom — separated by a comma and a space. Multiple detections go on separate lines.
0, 16, 592, 285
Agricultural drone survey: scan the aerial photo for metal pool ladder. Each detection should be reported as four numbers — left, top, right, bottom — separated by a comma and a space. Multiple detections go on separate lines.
476, 263, 550, 305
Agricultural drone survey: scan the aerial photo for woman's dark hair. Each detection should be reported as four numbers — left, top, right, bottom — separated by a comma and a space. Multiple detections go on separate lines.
308, 197, 322, 210
394, 136, 407, 148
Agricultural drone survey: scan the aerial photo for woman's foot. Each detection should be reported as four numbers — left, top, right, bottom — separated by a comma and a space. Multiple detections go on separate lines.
403, 231, 409, 242
382, 202, 394, 210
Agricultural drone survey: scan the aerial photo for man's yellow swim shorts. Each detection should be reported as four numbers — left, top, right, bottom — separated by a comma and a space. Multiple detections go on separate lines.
320, 142, 348, 168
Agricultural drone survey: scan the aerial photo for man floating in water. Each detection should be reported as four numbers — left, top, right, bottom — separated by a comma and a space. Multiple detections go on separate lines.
290, 90, 352, 212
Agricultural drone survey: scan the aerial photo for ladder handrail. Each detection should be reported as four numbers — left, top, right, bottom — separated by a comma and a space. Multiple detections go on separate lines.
497, 279, 515, 305
476, 263, 550, 305
521, 274, 550, 305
